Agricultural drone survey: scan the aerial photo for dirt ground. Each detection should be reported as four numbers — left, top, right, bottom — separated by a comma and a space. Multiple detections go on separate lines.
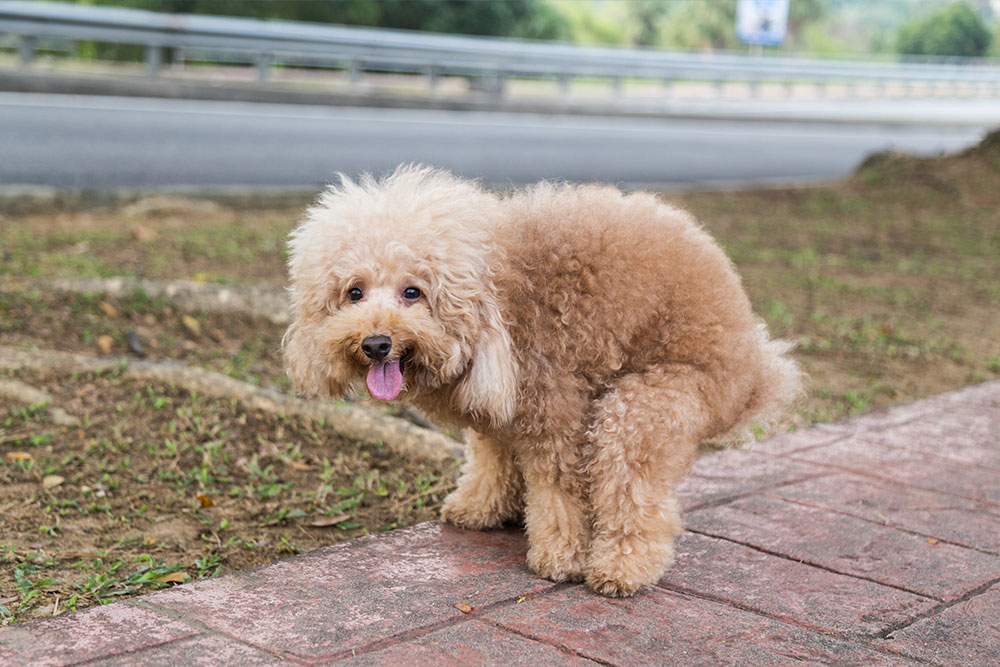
1, 131, 998, 623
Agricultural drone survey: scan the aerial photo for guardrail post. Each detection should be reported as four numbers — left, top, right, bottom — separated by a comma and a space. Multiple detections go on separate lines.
146, 44, 163, 78
348, 60, 361, 92
427, 64, 440, 96
492, 71, 506, 99
256, 52, 272, 83
18, 35, 38, 67
558, 73, 570, 95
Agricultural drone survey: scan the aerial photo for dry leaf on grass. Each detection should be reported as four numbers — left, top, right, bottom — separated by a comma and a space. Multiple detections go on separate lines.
181, 315, 201, 337
42, 475, 64, 490
96, 335, 113, 355
308, 514, 351, 527
156, 572, 187, 584
197, 494, 214, 508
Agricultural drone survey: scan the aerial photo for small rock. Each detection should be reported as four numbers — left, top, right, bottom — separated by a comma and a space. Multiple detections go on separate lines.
50, 408, 80, 427
126, 330, 146, 357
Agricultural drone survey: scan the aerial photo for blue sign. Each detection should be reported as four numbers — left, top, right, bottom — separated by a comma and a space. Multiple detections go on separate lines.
736, 0, 790, 47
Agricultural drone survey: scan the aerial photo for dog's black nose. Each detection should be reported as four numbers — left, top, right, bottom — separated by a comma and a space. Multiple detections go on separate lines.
361, 335, 392, 361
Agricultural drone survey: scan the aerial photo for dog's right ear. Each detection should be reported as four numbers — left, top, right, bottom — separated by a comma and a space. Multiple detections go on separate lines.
454, 294, 518, 427
282, 319, 350, 398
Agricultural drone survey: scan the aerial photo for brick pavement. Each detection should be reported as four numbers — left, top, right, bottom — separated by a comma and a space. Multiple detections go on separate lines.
1, 381, 997, 665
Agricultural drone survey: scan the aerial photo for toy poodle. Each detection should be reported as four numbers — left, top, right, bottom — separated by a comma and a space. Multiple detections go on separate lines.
284, 166, 802, 597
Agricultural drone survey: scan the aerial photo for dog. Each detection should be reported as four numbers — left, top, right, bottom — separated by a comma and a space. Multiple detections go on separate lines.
283, 166, 802, 597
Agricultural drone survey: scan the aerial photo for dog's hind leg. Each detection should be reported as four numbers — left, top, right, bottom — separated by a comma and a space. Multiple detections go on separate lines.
583, 364, 713, 597
441, 432, 523, 530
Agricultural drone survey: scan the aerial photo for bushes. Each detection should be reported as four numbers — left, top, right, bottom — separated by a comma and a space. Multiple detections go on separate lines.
896, 2, 992, 58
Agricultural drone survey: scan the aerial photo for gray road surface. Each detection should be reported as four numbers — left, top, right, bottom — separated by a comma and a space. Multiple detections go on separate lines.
0, 93, 990, 189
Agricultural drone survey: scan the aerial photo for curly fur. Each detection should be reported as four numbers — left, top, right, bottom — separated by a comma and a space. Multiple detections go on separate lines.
285, 165, 804, 597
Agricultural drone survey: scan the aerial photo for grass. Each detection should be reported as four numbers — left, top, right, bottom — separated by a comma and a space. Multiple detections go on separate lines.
1, 130, 999, 622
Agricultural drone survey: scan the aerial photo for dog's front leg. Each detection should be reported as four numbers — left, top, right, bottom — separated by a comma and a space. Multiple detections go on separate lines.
441, 432, 523, 529
518, 441, 591, 583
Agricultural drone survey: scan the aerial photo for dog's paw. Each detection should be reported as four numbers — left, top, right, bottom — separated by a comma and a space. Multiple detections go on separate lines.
526, 543, 587, 583
584, 534, 674, 597
441, 490, 510, 530
585, 571, 643, 597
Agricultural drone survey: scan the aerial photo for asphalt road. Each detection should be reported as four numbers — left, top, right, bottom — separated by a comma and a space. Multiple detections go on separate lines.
0, 93, 990, 189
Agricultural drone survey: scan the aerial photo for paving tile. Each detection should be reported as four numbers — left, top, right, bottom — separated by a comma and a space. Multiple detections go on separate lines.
886, 583, 1000, 665
686, 495, 1000, 601
788, 437, 1000, 505
771, 473, 1000, 554
659, 532, 936, 637
485, 584, 912, 666
743, 426, 849, 457
828, 400, 944, 436
142, 522, 550, 661
89, 633, 289, 666
340, 618, 599, 666
0, 601, 196, 667
678, 448, 828, 511
929, 379, 1000, 408
852, 404, 1000, 470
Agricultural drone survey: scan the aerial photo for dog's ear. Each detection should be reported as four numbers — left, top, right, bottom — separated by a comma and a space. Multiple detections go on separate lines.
282, 319, 351, 398
454, 294, 518, 426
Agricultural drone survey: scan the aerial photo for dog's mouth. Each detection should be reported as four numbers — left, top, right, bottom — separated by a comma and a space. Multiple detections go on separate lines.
365, 352, 409, 401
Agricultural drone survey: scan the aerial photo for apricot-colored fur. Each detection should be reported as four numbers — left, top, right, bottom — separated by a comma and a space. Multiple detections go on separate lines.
284, 166, 803, 597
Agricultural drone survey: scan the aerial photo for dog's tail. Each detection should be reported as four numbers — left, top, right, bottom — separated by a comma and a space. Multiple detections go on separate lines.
704, 322, 806, 449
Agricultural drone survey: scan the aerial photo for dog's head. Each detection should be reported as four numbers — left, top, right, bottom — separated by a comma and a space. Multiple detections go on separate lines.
283, 166, 517, 426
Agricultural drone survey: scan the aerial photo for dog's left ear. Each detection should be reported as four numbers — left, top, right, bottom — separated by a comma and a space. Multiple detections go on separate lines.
455, 294, 518, 427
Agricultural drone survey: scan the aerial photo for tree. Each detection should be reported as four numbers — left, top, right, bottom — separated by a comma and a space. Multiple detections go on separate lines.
896, 2, 992, 58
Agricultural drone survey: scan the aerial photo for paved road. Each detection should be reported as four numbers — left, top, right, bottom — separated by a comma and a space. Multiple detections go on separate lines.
0, 93, 989, 189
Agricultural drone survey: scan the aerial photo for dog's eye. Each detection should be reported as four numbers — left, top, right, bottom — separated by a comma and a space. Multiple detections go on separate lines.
347, 287, 364, 303
402, 287, 421, 301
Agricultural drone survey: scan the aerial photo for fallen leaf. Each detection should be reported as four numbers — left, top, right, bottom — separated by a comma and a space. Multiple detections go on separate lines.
927, 539, 939, 545
96, 335, 113, 355
157, 572, 187, 584
309, 514, 351, 527
99, 301, 118, 318
142, 536, 156, 546
285, 460, 311, 471
42, 475, 65, 490
6, 452, 33, 461
181, 315, 201, 337
131, 224, 157, 242
453, 600, 474, 614
197, 494, 214, 508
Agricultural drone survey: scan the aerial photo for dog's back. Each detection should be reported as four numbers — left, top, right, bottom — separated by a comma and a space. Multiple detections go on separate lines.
495, 182, 802, 444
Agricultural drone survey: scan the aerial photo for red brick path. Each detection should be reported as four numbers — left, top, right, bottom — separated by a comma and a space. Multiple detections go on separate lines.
2, 382, 998, 665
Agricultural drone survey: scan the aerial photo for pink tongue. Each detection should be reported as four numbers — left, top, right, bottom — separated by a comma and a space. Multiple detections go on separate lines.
366, 359, 403, 401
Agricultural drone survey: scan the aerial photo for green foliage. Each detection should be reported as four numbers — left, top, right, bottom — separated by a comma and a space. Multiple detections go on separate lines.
70, 0, 570, 39
660, 1, 740, 51
896, 2, 992, 58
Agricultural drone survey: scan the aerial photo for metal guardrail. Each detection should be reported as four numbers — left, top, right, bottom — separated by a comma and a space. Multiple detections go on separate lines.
2, 0, 999, 98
